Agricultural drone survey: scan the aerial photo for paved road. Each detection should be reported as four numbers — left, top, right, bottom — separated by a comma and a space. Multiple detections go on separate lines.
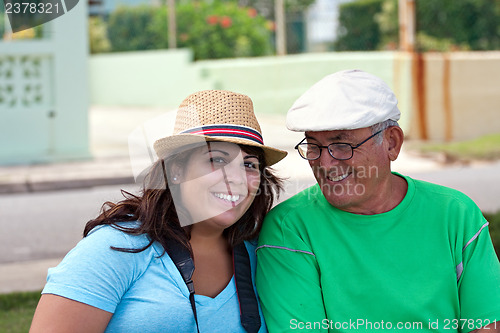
0, 184, 139, 264
0, 178, 318, 265
2, 160, 500, 265
1, 160, 500, 293
407, 160, 500, 214
2, 107, 499, 294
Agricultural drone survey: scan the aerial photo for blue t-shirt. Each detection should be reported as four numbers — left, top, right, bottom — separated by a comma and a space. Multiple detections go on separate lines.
42, 224, 267, 332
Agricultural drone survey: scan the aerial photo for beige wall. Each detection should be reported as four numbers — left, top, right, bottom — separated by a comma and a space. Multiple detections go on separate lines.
89, 50, 500, 142
410, 52, 500, 141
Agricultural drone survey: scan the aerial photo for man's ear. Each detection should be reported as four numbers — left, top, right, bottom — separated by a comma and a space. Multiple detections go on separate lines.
385, 126, 404, 161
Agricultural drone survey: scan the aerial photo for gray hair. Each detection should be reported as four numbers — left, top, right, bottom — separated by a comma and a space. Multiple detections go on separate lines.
370, 120, 399, 145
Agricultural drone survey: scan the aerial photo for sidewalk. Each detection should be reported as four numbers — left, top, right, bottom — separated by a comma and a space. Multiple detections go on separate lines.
0, 106, 443, 195
0, 107, 445, 294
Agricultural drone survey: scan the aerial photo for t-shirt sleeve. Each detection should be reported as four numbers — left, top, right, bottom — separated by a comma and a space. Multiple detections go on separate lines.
256, 211, 327, 332
457, 208, 500, 332
42, 225, 149, 313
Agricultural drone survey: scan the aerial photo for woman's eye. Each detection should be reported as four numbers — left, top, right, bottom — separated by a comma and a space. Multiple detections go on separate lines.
244, 161, 259, 169
209, 157, 226, 164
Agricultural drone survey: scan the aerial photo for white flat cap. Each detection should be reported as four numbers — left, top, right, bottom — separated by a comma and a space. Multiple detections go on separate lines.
286, 69, 400, 131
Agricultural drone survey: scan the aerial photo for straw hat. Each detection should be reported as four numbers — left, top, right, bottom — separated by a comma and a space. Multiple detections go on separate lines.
154, 90, 287, 166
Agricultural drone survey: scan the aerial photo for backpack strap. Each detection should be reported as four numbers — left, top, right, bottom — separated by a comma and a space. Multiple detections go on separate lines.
166, 239, 261, 333
233, 242, 261, 333
164, 239, 199, 333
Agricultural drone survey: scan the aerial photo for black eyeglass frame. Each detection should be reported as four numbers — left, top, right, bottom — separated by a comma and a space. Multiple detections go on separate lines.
294, 129, 384, 161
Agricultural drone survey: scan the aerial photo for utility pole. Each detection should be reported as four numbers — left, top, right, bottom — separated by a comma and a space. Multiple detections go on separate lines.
167, 0, 176, 49
399, 0, 428, 140
275, 0, 286, 55
398, 0, 415, 52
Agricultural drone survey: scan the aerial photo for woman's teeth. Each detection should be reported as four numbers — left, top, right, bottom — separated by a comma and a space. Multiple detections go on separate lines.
214, 193, 240, 202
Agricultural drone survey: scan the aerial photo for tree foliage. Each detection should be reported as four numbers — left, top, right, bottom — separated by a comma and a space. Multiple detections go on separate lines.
236, 0, 316, 18
335, 0, 500, 51
106, 1, 273, 59
333, 0, 384, 51
89, 17, 111, 54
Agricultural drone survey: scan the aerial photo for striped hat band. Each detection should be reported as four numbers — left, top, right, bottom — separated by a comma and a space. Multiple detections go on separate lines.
180, 124, 264, 145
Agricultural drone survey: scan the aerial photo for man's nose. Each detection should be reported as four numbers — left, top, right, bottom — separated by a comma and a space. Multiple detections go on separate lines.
317, 147, 340, 167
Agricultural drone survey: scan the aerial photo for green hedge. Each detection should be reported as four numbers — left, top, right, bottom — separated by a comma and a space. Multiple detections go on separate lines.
335, 0, 500, 51
106, 1, 273, 60
89, 16, 111, 54
416, 0, 500, 51
107, 5, 161, 52
333, 0, 384, 51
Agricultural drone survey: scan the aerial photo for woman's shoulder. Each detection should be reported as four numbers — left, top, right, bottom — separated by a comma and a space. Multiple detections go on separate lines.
80, 222, 155, 257
51, 222, 159, 285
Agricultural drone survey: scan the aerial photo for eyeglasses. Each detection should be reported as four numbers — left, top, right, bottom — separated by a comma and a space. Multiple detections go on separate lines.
295, 130, 384, 161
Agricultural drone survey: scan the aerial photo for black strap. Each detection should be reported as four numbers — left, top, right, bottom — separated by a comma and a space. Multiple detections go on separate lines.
164, 239, 199, 333
165, 239, 261, 333
233, 242, 262, 333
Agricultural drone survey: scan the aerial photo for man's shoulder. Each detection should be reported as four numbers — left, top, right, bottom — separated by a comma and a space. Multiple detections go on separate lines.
265, 184, 325, 223
410, 176, 477, 208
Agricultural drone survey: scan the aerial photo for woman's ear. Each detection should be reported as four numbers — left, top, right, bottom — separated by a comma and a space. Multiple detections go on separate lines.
169, 162, 183, 184
385, 126, 404, 161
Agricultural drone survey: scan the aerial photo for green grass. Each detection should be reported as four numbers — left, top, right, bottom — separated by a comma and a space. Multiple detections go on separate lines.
406, 133, 500, 163
0, 290, 41, 333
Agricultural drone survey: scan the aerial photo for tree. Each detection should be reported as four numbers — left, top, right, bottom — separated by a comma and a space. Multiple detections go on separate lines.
375, 0, 500, 51
334, 0, 384, 51
106, 1, 274, 60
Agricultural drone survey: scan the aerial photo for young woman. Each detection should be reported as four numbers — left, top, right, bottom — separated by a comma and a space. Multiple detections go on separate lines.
30, 90, 287, 333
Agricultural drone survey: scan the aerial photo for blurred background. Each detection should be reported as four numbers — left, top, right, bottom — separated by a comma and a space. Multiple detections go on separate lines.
1, 0, 500, 330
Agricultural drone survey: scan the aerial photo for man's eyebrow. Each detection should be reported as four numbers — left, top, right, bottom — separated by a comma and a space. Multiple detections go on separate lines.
305, 133, 353, 142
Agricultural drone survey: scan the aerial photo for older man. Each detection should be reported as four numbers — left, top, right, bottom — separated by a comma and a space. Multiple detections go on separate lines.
256, 70, 500, 332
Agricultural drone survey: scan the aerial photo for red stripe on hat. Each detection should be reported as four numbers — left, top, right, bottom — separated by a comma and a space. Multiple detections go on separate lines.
189, 128, 264, 144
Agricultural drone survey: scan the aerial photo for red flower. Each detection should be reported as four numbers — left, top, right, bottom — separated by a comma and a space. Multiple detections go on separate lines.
206, 15, 218, 25
266, 20, 276, 31
247, 8, 257, 18
220, 16, 232, 28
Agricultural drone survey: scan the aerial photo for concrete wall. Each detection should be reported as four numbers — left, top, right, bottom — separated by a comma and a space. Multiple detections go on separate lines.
89, 50, 412, 129
89, 50, 500, 142
0, 0, 89, 165
414, 52, 500, 141
195, 52, 407, 117
89, 49, 213, 108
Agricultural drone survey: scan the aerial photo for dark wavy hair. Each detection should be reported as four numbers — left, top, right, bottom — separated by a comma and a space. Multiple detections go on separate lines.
84, 144, 283, 255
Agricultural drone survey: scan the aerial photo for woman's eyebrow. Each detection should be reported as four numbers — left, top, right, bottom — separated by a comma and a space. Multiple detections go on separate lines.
244, 155, 259, 160
205, 149, 229, 156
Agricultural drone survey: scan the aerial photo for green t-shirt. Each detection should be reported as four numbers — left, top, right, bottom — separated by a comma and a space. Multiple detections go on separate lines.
256, 173, 500, 332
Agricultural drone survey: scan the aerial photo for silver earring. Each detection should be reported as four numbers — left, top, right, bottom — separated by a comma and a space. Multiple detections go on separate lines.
173, 176, 178, 181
